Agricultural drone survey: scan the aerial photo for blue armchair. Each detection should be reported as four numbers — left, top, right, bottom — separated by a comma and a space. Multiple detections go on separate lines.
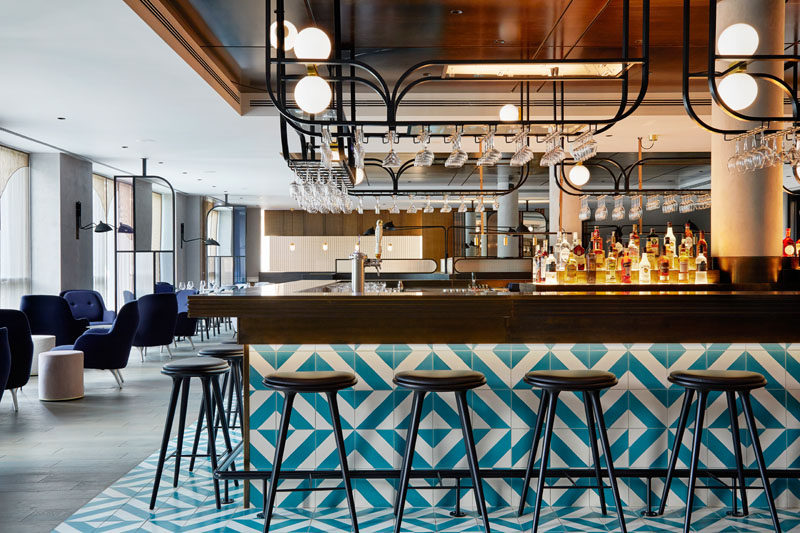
123, 290, 135, 303
53, 301, 139, 388
0, 310, 34, 411
154, 282, 174, 294
20, 295, 88, 346
61, 290, 116, 326
0, 329, 11, 407
132, 293, 177, 361
174, 289, 198, 349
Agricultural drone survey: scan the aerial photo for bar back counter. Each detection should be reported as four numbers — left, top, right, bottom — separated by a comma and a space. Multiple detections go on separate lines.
190, 281, 800, 513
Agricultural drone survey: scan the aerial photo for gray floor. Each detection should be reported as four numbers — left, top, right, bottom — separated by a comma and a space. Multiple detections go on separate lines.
0, 330, 234, 532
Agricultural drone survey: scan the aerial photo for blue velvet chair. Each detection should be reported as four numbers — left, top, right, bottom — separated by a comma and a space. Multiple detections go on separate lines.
0, 328, 11, 406
61, 290, 116, 326
20, 295, 88, 346
53, 301, 139, 388
154, 282, 174, 294
133, 293, 178, 361
0, 310, 34, 411
123, 290, 135, 303
174, 289, 198, 349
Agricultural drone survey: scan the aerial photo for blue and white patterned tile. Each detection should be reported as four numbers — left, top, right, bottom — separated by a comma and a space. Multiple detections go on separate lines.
512, 345, 548, 389
627, 343, 669, 389
354, 344, 394, 391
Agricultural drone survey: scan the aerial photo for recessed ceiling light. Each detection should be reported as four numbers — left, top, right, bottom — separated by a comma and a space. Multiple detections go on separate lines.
450, 9, 463, 14
57, 117, 66, 120
197, 178, 203, 181
182, 171, 187, 174
158, 161, 164, 164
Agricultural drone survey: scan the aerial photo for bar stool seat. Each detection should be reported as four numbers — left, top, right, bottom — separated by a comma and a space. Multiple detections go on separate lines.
394, 369, 485, 391
198, 345, 244, 356
668, 369, 766, 390
162, 357, 229, 375
261, 371, 359, 533
393, 370, 491, 533
264, 371, 357, 392
524, 369, 617, 390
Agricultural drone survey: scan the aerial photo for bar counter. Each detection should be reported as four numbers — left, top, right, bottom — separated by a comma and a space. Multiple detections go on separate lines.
189, 283, 800, 511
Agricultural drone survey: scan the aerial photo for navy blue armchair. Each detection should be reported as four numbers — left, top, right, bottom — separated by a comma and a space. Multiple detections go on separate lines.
154, 282, 174, 294
123, 290, 135, 303
0, 328, 11, 407
174, 289, 198, 349
61, 290, 116, 326
53, 301, 139, 388
132, 293, 177, 361
0, 310, 34, 411
20, 295, 88, 346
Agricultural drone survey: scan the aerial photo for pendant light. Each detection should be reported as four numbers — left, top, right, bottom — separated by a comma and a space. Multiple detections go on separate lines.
568, 163, 591, 186
499, 104, 519, 122
294, 27, 331, 60
718, 72, 758, 111
294, 75, 332, 114
269, 20, 298, 50
717, 23, 759, 56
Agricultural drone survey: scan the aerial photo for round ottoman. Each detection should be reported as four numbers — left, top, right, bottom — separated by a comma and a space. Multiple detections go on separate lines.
30, 334, 56, 377
38, 350, 84, 401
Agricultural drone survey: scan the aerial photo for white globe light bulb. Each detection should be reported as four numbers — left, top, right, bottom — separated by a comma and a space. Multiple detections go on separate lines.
718, 23, 759, 56
355, 167, 365, 185
294, 27, 331, 60
718, 72, 758, 111
569, 164, 591, 186
294, 75, 332, 114
269, 20, 298, 50
499, 104, 518, 122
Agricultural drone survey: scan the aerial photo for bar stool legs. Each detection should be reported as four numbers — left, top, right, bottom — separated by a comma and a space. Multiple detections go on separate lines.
150, 377, 181, 509
658, 389, 695, 516
394, 390, 490, 533
588, 390, 627, 533
726, 391, 748, 517
263, 390, 359, 533
517, 390, 549, 516
741, 392, 781, 533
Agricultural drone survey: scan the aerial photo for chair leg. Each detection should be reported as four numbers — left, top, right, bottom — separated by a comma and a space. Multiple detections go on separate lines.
118, 370, 124, 383
683, 390, 707, 533
200, 378, 223, 509
160, 345, 164, 354
740, 392, 782, 533
189, 337, 195, 350
726, 391, 749, 516
589, 391, 627, 533
455, 390, 491, 533
327, 391, 359, 533
233, 361, 244, 429
138, 346, 144, 363
584, 391, 607, 515
531, 391, 558, 533
263, 391, 295, 533
189, 401, 204, 472
150, 377, 181, 509
110, 369, 123, 388
658, 388, 695, 515
394, 390, 425, 532
10, 388, 18, 412
173, 378, 191, 488
518, 390, 549, 516
166, 345, 174, 359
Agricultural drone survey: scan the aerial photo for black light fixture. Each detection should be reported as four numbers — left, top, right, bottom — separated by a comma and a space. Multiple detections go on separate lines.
180, 222, 220, 248
75, 201, 121, 238
363, 221, 396, 236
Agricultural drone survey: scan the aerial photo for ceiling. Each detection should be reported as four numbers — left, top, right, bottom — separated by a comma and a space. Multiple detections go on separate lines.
0, 1, 797, 208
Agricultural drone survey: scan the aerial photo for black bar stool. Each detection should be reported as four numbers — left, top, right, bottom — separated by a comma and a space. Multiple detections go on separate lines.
262, 371, 359, 533
659, 370, 781, 533
150, 357, 236, 510
393, 370, 491, 533
518, 370, 627, 533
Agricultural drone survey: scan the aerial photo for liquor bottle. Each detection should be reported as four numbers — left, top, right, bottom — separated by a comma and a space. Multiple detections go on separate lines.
632, 225, 640, 251
678, 246, 689, 282
591, 226, 605, 265
605, 243, 617, 283
647, 228, 659, 256
665, 222, 676, 263
532, 245, 540, 283
695, 251, 708, 284
639, 249, 652, 284
545, 246, 558, 284
796, 235, 800, 257
783, 228, 796, 257
684, 222, 694, 257
696, 230, 708, 256
586, 248, 597, 284
572, 232, 586, 271
565, 252, 578, 284
658, 245, 670, 282
621, 250, 632, 284
559, 232, 571, 270
628, 235, 640, 270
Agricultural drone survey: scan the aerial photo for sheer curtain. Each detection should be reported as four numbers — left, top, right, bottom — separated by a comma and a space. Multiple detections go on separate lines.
92, 175, 114, 306
0, 163, 31, 307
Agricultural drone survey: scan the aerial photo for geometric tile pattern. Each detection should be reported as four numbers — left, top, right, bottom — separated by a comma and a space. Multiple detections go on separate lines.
249, 343, 800, 511
53, 413, 800, 531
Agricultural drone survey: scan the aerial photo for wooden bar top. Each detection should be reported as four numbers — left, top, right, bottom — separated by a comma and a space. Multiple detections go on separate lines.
189, 282, 800, 344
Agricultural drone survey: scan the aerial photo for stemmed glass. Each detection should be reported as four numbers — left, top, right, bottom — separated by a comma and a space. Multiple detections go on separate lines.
178, 282, 186, 291
611, 195, 625, 221
445, 132, 468, 168
457, 195, 468, 213
440, 195, 452, 213
414, 131, 434, 167
578, 195, 591, 221
423, 196, 434, 213
389, 195, 400, 214
407, 195, 418, 214
382, 131, 401, 168
629, 195, 642, 220
477, 132, 501, 166
187, 281, 194, 290
594, 195, 608, 221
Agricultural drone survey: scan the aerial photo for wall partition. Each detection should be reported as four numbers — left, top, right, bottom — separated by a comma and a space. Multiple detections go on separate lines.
0, 145, 31, 308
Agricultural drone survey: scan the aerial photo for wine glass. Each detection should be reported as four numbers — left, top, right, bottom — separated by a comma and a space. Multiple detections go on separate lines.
187, 281, 194, 290
178, 282, 186, 291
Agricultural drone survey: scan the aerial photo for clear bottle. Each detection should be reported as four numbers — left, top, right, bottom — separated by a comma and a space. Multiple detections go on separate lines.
684, 222, 694, 257
665, 222, 677, 266
586, 249, 597, 284
695, 252, 708, 284
628, 235, 639, 270
678, 247, 689, 282
559, 232, 571, 270
605, 244, 617, 283
639, 249, 651, 284
565, 252, 578, 284
658, 245, 670, 282
545, 246, 558, 284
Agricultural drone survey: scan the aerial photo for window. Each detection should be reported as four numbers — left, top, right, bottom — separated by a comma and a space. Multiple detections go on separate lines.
0, 145, 31, 308
92, 175, 115, 305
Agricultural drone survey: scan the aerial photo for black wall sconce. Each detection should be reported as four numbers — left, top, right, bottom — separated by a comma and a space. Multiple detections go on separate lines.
180, 222, 220, 248
75, 201, 133, 239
